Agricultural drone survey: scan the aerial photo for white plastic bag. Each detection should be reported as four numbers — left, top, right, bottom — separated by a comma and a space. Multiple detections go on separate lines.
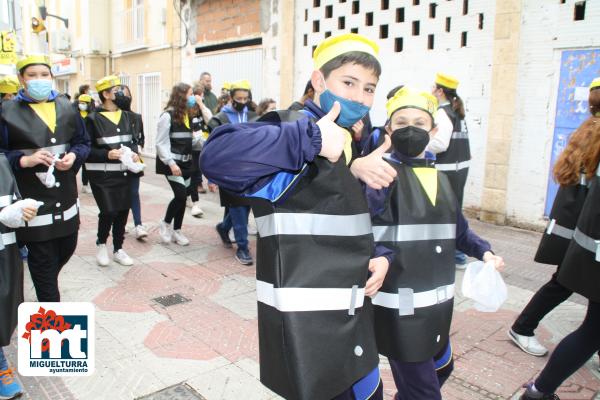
119, 144, 145, 173
0, 198, 44, 228
35, 154, 60, 188
461, 261, 507, 312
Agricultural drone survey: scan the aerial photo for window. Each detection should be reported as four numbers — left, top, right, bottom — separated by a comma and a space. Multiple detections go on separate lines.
303, 34, 307, 46
325, 31, 332, 38
304, 9, 308, 21
478, 13, 484, 29
313, 0, 320, 7
413, 0, 420, 5
395, 37, 403, 52
381, 0, 389, 10
461, 31, 468, 47
325, 5, 333, 18
463, 0, 468, 15
366, 12, 374, 26
380, 24, 389, 39
412, 20, 420, 36
429, 3, 437, 18
396, 7, 405, 22
574, 1, 586, 20
351, 27, 359, 34
313, 20, 320, 32
338, 16, 346, 29
428, 34, 434, 49
445, 16, 451, 32
312, 45, 317, 55
352, 1, 359, 14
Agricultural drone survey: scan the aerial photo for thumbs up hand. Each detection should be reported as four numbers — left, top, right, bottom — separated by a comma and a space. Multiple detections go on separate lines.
316, 101, 347, 163
350, 134, 397, 189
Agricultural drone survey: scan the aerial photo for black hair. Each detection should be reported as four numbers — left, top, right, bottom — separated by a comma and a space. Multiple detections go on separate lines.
386, 85, 405, 100
436, 84, 465, 119
78, 84, 90, 95
302, 80, 314, 96
319, 51, 382, 79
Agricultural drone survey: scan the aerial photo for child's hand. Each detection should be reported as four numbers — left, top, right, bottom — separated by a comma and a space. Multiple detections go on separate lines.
316, 101, 347, 162
365, 256, 389, 297
483, 251, 505, 272
350, 135, 396, 189
22, 206, 38, 222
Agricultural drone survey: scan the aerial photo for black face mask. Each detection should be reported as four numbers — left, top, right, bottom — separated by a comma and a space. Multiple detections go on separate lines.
114, 91, 132, 111
232, 100, 246, 112
391, 126, 431, 157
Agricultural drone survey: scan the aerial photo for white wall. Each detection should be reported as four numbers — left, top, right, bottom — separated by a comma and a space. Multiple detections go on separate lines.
293, 0, 496, 210
506, 0, 600, 226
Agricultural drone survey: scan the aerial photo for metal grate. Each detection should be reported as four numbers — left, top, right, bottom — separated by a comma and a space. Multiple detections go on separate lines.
136, 383, 206, 400
152, 293, 191, 307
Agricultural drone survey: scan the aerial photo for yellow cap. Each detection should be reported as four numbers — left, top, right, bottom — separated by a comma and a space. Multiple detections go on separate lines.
78, 94, 92, 103
313, 33, 379, 70
386, 86, 438, 118
0, 75, 19, 94
16, 54, 51, 72
222, 82, 231, 90
590, 77, 600, 91
95, 75, 121, 93
230, 79, 251, 91
435, 72, 459, 90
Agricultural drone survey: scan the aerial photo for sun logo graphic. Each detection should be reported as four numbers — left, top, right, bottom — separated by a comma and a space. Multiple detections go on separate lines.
18, 302, 95, 376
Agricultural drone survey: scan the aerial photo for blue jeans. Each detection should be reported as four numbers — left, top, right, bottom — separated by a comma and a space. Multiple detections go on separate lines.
222, 206, 250, 250
130, 175, 142, 226
0, 348, 7, 370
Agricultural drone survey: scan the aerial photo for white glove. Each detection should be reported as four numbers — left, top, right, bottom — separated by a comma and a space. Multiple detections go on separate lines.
119, 144, 145, 173
0, 198, 43, 228
35, 154, 60, 188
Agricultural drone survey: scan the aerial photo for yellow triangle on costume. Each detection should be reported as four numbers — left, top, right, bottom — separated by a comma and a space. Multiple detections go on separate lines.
28, 102, 56, 133
100, 110, 122, 125
79, 110, 88, 119
413, 167, 438, 206
183, 113, 190, 129
343, 130, 352, 165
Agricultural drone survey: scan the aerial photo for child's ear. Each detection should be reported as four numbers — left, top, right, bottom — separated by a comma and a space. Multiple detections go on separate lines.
310, 70, 326, 94
385, 124, 393, 135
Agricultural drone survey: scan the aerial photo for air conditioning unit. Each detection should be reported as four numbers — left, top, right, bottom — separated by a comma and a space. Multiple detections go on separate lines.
51, 28, 71, 52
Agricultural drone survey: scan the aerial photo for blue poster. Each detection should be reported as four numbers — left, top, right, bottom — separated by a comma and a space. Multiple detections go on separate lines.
545, 49, 600, 216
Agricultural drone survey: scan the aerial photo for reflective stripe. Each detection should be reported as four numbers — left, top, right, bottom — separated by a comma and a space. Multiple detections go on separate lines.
435, 160, 470, 172
0, 195, 13, 208
451, 131, 469, 139
580, 173, 588, 186
171, 153, 192, 162
85, 162, 127, 172
0, 232, 17, 250
371, 283, 455, 315
170, 132, 192, 139
26, 202, 79, 227
372, 223, 456, 242
19, 144, 70, 156
545, 219, 574, 240
255, 212, 372, 237
572, 227, 600, 262
96, 134, 133, 145
166, 175, 191, 187
256, 280, 365, 312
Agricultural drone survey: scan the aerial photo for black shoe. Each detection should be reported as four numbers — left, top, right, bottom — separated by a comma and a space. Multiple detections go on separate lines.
520, 382, 560, 400
235, 248, 253, 265
216, 223, 233, 248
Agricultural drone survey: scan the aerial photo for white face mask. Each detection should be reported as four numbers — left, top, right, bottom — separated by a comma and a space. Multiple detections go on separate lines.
78, 103, 88, 111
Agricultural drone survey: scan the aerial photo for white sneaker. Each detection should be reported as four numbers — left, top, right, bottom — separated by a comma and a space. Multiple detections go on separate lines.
159, 220, 173, 243
134, 225, 148, 240
191, 203, 204, 217
96, 244, 110, 267
247, 224, 257, 236
508, 329, 548, 356
186, 198, 193, 208
113, 249, 134, 266
172, 230, 190, 246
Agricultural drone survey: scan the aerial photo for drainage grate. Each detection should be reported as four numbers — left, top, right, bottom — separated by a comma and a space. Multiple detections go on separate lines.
136, 383, 206, 400
152, 293, 191, 307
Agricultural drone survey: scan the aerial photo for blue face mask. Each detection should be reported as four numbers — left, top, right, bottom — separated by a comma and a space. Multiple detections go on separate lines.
186, 95, 196, 108
318, 82, 371, 128
27, 79, 53, 101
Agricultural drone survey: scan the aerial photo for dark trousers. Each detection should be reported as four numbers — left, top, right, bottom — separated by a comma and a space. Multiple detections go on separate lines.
389, 358, 442, 400
512, 268, 572, 336
332, 379, 383, 400
535, 300, 600, 394
165, 177, 190, 230
189, 150, 202, 203
25, 232, 78, 302
130, 175, 142, 226
81, 166, 89, 186
97, 210, 128, 251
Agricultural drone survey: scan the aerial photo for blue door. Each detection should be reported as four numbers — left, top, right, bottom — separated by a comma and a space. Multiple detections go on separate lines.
545, 49, 600, 216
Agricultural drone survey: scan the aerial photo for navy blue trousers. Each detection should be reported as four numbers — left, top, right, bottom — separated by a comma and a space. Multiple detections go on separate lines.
390, 358, 442, 400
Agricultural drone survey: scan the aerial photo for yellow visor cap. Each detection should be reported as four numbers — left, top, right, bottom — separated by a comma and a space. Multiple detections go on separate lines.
313, 33, 379, 70
386, 86, 438, 119
590, 77, 600, 91
0, 75, 19, 93
435, 72, 459, 90
95, 75, 121, 93
78, 94, 92, 103
222, 82, 231, 90
230, 79, 251, 91
16, 54, 51, 72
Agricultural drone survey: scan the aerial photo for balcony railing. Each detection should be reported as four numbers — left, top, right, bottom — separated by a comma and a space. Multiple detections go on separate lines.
113, 4, 145, 51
